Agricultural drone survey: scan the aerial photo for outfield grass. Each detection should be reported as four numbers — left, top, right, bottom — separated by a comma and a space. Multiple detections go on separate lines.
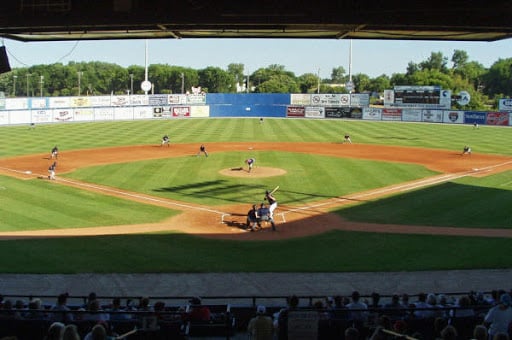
0, 118, 511, 273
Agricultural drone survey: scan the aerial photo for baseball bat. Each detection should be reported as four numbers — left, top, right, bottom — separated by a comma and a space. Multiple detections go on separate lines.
270, 185, 279, 195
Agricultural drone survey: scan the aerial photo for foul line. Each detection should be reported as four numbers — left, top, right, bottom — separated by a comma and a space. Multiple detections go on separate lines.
56, 177, 228, 215
279, 159, 512, 218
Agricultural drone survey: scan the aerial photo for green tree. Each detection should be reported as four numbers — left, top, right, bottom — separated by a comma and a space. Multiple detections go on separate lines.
451, 49, 469, 70
352, 73, 371, 92
227, 63, 245, 86
298, 73, 320, 93
256, 74, 299, 93
330, 66, 346, 83
482, 58, 512, 97
198, 66, 234, 93
419, 52, 448, 72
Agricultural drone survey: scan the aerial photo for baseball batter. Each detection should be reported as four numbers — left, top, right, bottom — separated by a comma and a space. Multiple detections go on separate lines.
264, 189, 277, 218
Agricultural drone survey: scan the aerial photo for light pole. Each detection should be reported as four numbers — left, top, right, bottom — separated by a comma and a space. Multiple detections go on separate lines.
77, 71, 83, 96
180, 73, 184, 94
39, 75, 44, 97
130, 73, 134, 95
317, 68, 321, 94
13, 75, 17, 97
26, 73, 31, 97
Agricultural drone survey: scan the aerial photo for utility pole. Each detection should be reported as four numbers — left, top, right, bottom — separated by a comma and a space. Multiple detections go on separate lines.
130, 73, 134, 95
181, 73, 184, 94
12, 75, 17, 97
77, 71, 83, 96
26, 73, 31, 97
39, 75, 44, 97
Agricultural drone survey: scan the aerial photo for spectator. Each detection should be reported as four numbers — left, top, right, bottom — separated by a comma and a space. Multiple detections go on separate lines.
83, 299, 110, 322
247, 305, 274, 340
276, 295, 299, 339
62, 324, 81, 340
344, 327, 360, 340
25, 297, 46, 319
413, 292, 435, 319
383, 294, 405, 320
184, 297, 211, 322
45, 321, 65, 340
471, 324, 488, 340
84, 323, 108, 340
440, 325, 458, 340
451, 294, 475, 318
0, 300, 22, 320
107, 297, 130, 321
484, 293, 512, 339
346, 290, 368, 322
51, 293, 74, 323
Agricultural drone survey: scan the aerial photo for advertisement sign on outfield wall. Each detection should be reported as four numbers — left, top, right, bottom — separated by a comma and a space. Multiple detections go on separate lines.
325, 107, 349, 118
31, 98, 48, 109
70, 97, 92, 107
287, 106, 306, 118
74, 109, 94, 121
486, 112, 509, 126
443, 111, 464, 124
349, 108, 363, 119
33, 110, 53, 123
350, 93, 370, 107
401, 109, 422, 122
186, 93, 206, 104
148, 95, 168, 106
49, 97, 71, 108
95, 108, 115, 121
422, 109, 443, 123
311, 94, 349, 106
6, 98, 29, 110
53, 109, 73, 122
498, 99, 512, 112
362, 108, 382, 120
305, 106, 325, 118
89, 96, 113, 107
172, 106, 191, 117
382, 108, 402, 121
111, 95, 130, 107
464, 111, 486, 125
190, 105, 210, 118
290, 94, 311, 106
168, 94, 186, 105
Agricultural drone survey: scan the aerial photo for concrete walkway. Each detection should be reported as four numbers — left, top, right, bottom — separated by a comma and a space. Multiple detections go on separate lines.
0, 269, 510, 301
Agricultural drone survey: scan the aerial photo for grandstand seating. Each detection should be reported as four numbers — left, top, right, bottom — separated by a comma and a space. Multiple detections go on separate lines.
0, 292, 502, 339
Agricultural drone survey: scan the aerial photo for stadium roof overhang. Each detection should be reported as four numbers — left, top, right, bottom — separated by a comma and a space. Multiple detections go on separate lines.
0, 0, 511, 42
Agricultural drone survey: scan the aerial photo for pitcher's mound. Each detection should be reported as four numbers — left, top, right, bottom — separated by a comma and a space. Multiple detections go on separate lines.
219, 167, 286, 178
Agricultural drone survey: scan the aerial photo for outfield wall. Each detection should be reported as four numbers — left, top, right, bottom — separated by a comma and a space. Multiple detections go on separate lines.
0, 93, 511, 126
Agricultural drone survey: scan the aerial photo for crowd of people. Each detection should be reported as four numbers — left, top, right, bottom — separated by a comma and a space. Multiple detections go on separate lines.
0, 288, 511, 339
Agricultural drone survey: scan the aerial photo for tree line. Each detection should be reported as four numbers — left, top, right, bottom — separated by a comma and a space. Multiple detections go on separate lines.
0, 50, 510, 110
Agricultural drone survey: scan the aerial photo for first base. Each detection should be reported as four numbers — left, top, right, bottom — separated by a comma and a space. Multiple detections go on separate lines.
25, 170, 32, 174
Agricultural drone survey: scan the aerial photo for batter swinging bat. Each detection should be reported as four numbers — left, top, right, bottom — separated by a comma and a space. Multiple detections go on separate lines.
269, 185, 279, 195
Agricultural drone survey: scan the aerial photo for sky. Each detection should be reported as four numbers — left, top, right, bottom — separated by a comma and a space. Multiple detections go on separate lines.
3, 37, 512, 79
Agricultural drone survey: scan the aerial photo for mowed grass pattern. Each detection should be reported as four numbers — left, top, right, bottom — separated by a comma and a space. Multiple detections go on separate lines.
66, 151, 437, 206
0, 118, 511, 273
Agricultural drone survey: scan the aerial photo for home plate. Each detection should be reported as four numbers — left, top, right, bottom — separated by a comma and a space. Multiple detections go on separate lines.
25, 170, 32, 174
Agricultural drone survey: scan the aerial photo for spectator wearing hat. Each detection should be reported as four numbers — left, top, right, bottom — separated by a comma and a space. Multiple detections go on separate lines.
247, 305, 274, 340
484, 292, 512, 339
184, 297, 211, 322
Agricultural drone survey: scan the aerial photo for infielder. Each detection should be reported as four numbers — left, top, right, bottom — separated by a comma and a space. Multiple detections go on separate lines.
197, 144, 208, 157
161, 135, 170, 147
48, 161, 57, 180
462, 145, 472, 155
246, 158, 255, 173
51, 146, 59, 159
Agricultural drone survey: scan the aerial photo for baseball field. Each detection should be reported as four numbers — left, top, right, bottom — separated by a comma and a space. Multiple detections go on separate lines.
0, 118, 511, 274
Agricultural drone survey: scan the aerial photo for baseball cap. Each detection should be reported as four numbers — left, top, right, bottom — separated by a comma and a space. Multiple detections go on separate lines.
500, 293, 511, 307
257, 305, 266, 314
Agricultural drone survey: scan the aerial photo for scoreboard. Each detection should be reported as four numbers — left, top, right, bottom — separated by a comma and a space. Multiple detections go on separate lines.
393, 85, 441, 105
